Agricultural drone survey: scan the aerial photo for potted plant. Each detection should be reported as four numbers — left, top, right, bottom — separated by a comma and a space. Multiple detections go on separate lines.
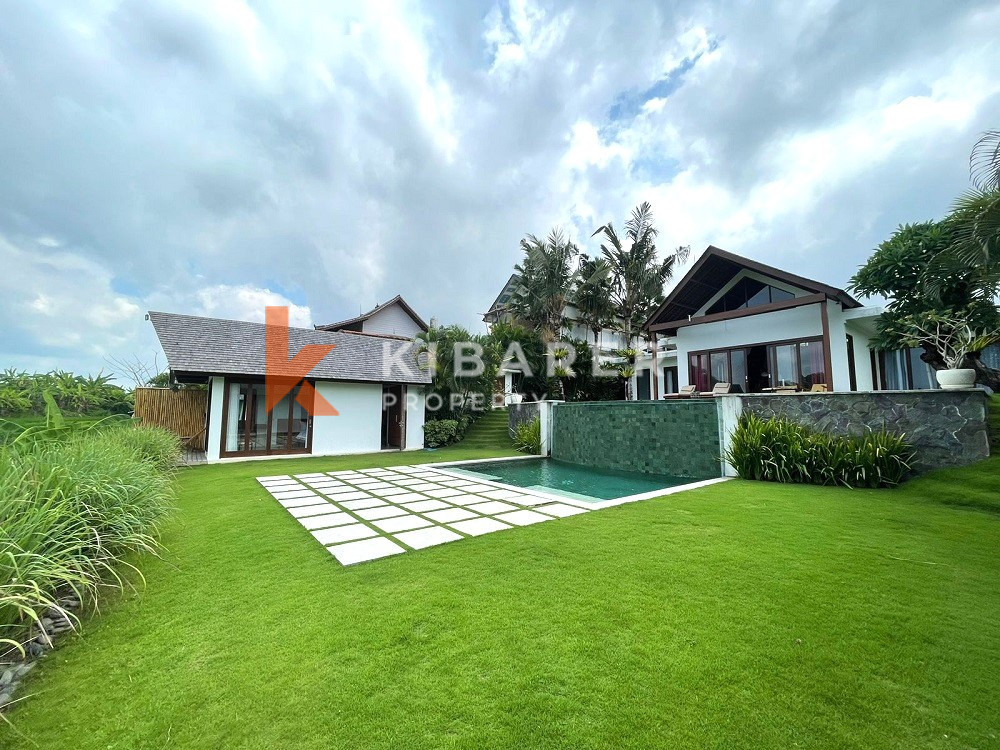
899, 313, 1000, 390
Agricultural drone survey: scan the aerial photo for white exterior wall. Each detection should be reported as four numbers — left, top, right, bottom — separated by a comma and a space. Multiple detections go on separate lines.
404, 387, 425, 450
845, 325, 876, 391
206, 376, 225, 461
676, 304, 825, 388
825, 300, 852, 393
362, 304, 424, 338
311, 381, 383, 455
675, 302, 867, 392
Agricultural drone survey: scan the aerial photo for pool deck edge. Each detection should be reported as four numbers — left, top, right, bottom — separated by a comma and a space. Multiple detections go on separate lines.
423, 456, 732, 510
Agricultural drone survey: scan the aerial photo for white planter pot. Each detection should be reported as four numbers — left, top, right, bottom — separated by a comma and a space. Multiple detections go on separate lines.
935, 368, 976, 390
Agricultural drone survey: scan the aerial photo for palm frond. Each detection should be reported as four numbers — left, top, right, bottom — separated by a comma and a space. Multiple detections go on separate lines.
971, 130, 1000, 192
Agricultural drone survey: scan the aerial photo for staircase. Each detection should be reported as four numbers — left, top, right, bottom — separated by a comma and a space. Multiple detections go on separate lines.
459, 409, 513, 449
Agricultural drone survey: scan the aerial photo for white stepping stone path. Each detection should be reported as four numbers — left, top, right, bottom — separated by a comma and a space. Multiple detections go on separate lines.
257, 464, 593, 566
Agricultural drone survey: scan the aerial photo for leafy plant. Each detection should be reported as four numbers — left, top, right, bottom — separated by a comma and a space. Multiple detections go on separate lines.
591, 202, 689, 348
513, 416, 541, 455
416, 324, 501, 421
0, 369, 133, 418
850, 131, 1000, 389
507, 229, 581, 342
895, 312, 1000, 370
726, 413, 914, 489
0, 421, 180, 655
572, 255, 615, 345
423, 419, 459, 448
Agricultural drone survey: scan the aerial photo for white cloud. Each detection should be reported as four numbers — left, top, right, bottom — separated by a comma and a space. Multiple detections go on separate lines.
191, 284, 313, 328
1, 0, 999, 376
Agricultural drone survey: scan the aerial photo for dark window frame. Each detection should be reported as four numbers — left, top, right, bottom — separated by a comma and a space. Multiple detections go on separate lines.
688, 335, 825, 393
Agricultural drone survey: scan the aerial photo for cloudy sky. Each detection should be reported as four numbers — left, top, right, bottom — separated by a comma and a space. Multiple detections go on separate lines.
1, 0, 998, 379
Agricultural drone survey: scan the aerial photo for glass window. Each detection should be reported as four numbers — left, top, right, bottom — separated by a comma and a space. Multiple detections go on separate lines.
908, 348, 934, 390
270, 386, 293, 450
730, 349, 747, 393
247, 384, 267, 451
710, 352, 728, 385
746, 284, 771, 308
799, 340, 826, 388
881, 350, 908, 390
772, 344, 797, 386
689, 353, 711, 391
636, 370, 651, 400
291, 387, 310, 448
982, 344, 1000, 370
706, 277, 798, 315
225, 383, 246, 452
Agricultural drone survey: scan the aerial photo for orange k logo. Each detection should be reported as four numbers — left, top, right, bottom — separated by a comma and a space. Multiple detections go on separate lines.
264, 306, 339, 417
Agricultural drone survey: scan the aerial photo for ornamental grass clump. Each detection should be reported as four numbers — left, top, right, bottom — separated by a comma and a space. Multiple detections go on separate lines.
0, 424, 179, 656
513, 416, 542, 455
726, 413, 914, 489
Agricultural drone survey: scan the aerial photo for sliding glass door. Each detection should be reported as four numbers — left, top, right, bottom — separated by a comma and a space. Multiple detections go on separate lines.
688, 337, 827, 393
221, 380, 311, 457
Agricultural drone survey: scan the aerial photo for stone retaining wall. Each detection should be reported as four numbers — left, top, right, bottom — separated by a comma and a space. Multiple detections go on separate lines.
735, 390, 991, 472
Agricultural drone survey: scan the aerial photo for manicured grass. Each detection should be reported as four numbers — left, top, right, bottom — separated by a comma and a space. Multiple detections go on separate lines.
2, 445, 999, 748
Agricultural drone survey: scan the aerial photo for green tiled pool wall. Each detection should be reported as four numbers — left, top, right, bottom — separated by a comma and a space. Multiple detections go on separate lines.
551, 401, 722, 478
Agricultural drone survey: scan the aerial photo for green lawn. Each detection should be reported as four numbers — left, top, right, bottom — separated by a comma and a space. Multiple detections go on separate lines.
3, 443, 999, 749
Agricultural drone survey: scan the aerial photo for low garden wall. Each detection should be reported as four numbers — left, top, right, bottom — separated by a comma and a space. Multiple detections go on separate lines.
551, 401, 721, 478
734, 390, 991, 472
508, 401, 541, 438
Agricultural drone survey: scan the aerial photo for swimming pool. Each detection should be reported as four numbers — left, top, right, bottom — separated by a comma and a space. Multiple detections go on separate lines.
441, 458, 713, 503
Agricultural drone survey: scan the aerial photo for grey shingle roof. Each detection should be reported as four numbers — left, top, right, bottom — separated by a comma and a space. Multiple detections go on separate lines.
148, 311, 431, 384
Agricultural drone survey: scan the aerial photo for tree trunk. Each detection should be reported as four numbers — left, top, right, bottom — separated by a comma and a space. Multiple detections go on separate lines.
969, 354, 1000, 391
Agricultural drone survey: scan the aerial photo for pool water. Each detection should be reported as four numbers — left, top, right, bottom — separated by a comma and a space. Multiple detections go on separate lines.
445, 458, 708, 502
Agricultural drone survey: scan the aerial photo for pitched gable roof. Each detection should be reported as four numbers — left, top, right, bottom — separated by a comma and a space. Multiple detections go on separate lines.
315, 295, 428, 333
643, 246, 861, 332
148, 311, 430, 384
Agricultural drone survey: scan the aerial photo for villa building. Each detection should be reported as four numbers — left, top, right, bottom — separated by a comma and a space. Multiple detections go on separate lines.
640, 246, 942, 398
483, 246, 993, 401
148, 296, 431, 462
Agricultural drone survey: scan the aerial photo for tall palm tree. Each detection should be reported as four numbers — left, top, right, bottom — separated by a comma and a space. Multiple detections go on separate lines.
506, 229, 580, 343
591, 202, 689, 347
572, 255, 614, 347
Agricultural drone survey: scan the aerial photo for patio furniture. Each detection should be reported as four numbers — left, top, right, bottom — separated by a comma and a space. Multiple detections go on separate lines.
701, 382, 732, 397
663, 384, 698, 399
774, 385, 800, 394
810, 383, 829, 392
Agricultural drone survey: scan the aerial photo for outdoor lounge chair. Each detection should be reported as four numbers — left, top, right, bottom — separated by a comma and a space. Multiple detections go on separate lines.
774, 385, 800, 394
701, 382, 732, 397
810, 383, 829, 392
663, 384, 698, 399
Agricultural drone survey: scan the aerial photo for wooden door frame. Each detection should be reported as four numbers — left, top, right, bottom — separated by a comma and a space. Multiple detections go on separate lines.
218, 377, 313, 459
381, 383, 405, 450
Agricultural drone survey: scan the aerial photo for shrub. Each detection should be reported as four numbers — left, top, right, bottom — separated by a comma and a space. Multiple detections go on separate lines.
726, 413, 914, 489
424, 419, 459, 448
513, 416, 541, 455
0, 423, 179, 654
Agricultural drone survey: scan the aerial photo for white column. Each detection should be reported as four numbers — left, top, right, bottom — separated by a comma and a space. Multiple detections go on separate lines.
206, 376, 225, 462
715, 394, 743, 477
538, 400, 563, 456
